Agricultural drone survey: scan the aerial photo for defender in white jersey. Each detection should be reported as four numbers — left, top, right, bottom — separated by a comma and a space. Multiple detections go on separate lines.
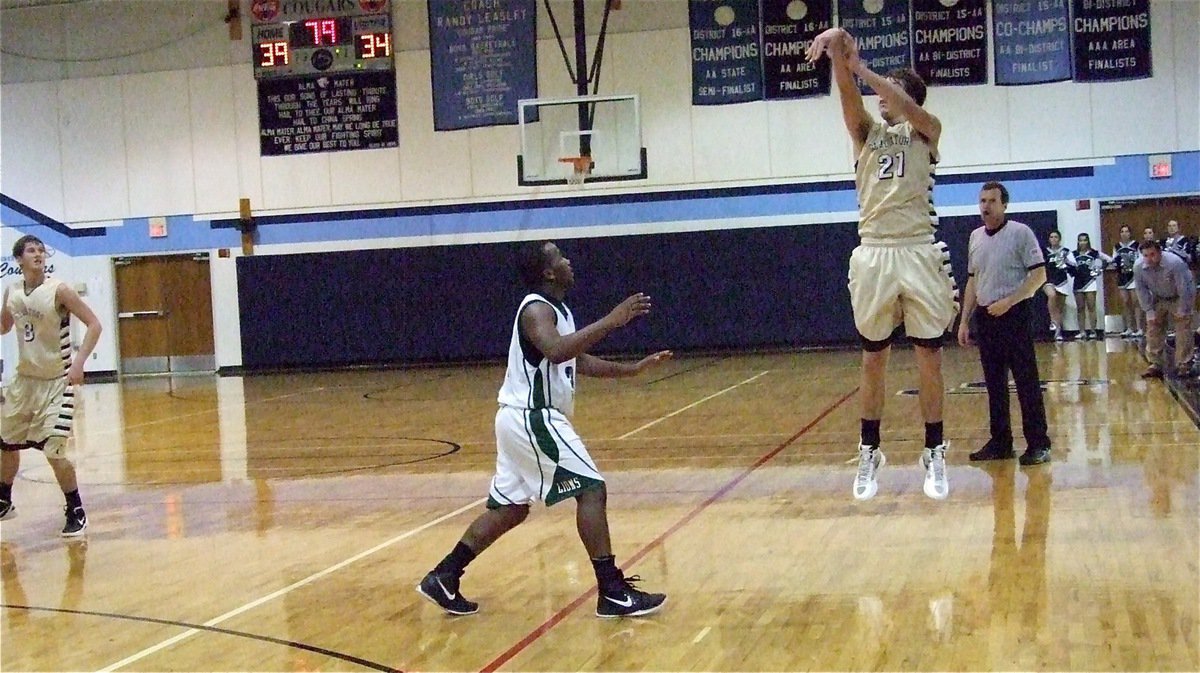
808, 29, 957, 502
418, 241, 672, 618
1, 235, 103, 536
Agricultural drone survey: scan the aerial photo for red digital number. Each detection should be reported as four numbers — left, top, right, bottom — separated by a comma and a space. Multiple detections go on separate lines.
305, 18, 338, 46
258, 41, 289, 67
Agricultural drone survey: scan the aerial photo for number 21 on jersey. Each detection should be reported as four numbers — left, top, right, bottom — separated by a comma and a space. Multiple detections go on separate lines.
877, 152, 905, 179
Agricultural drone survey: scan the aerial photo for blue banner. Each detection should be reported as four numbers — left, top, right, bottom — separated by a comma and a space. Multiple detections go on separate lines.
912, 0, 987, 86
428, 0, 537, 131
837, 0, 912, 95
1071, 0, 1151, 82
762, 0, 832, 99
690, 0, 763, 105
993, 0, 1072, 85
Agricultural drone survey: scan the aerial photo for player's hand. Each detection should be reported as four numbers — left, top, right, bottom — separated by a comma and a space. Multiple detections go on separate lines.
606, 293, 652, 328
986, 297, 1014, 317
806, 28, 845, 63
957, 321, 973, 348
67, 361, 85, 386
635, 350, 673, 373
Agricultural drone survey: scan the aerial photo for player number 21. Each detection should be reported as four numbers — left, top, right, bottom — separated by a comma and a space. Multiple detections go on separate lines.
877, 152, 905, 179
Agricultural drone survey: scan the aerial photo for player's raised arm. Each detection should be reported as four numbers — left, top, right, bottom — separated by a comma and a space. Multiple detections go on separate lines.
521, 292, 652, 365
807, 28, 871, 151
852, 59, 941, 148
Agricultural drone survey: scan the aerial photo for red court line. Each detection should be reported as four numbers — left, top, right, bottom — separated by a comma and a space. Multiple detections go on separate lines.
479, 386, 860, 673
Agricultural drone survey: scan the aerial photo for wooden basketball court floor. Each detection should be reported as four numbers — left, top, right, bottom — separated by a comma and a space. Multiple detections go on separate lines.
2, 340, 1197, 672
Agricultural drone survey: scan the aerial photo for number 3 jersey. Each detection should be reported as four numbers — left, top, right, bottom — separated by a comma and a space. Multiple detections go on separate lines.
855, 121, 939, 241
4, 278, 70, 380
497, 293, 577, 417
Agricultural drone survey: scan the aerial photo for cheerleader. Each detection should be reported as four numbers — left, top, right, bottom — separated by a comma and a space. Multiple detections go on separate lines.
1040, 230, 1074, 341
1111, 224, 1142, 338
1066, 232, 1113, 340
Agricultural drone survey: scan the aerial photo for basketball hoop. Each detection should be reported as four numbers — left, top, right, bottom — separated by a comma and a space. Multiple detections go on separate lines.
558, 156, 592, 186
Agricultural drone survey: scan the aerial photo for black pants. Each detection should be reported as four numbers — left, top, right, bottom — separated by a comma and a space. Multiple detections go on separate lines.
974, 300, 1051, 449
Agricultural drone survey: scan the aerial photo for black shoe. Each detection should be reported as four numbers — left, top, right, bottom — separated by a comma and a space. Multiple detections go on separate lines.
1019, 447, 1051, 466
596, 574, 666, 618
969, 441, 1015, 462
61, 506, 87, 537
1142, 365, 1165, 379
0, 499, 15, 521
416, 571, 478, 615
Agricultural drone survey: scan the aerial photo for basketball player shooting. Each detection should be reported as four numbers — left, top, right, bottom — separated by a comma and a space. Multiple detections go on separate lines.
806, 28, 958, 501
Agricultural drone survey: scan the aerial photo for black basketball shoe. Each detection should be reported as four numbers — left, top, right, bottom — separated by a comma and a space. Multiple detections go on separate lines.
61, 506, 87, 538
416, 570, 479, 615
596, 574, 666, 618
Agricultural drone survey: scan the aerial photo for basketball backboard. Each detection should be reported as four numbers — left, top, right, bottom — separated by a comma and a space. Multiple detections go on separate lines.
517, 94, 647, 186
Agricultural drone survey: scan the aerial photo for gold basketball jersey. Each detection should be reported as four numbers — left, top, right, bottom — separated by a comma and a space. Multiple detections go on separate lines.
5, 278, 70, 380
854, 121, 939, 241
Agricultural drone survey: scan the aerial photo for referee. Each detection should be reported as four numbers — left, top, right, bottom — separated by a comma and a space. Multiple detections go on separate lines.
957, 182, 1052, 466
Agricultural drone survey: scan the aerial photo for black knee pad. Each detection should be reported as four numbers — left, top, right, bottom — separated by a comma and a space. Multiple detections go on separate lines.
910, 335, 946, 350
860, 333, 894, 352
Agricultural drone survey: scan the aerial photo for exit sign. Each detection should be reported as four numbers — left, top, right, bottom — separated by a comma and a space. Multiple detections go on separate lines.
1149, 154, 1172, 178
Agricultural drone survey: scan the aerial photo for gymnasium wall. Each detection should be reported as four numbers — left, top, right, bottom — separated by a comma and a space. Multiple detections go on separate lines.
1, 1, 1197, 373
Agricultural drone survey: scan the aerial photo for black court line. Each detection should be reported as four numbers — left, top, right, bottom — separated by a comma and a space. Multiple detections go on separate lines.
643, 356, 725, 385
0, 604, 401, 672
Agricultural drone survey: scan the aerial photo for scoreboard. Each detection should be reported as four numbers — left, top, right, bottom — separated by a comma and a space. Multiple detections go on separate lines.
252, 14, 393, 79
251, 0, 398, 156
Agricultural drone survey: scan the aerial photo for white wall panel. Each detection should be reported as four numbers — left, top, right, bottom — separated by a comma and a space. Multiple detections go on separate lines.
470, 125, 520, 197
231, 66, 264, 214
692, 103, 772, 183
0, 81, 66, 220
1006, 81, 1093, 162
1173, 1, 1199, 150
124, 70, 196, 217
933, 85, 1011, 168
1090, 5, 1178, 157
330, 147, 404, 206
396, 50, 471, 202
190, 66, 241, 216
767, 95, 855, 177
260, 152, 331, 211
609, 30, 695, 186
59, 76, 128, 222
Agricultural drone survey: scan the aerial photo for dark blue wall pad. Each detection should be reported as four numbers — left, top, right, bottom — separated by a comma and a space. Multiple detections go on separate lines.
237, 211, 1058, 369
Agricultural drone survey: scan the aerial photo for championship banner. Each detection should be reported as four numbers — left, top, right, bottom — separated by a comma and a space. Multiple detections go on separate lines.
761, 0, 832, 99
428, 0, 537, 131
912, 0, 987, 86
993, 0, 1072, 85
837, 0, 912, 95
690, 0, 763, 105
1071, 0, 1151, 82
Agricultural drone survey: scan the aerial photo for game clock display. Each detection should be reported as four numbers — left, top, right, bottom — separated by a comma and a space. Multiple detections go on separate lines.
252, 14, 392, 79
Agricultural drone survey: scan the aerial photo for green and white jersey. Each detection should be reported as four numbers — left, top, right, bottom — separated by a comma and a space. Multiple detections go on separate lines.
497, 293, 577, 417
5, 278, 71, 381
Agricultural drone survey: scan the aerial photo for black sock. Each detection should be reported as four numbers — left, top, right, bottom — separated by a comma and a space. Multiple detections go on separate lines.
860, 419, 881, 447
0, 483, 11, 502
925, 422, 944, 449
434, 541, 476, 577
65, 490, 83, 509
591, 555, 623, 592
